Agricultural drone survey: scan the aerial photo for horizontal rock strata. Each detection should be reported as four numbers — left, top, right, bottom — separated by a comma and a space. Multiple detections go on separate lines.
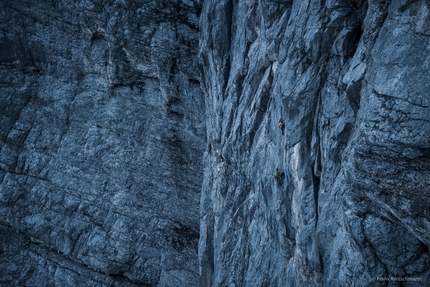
0, 1, 204, 286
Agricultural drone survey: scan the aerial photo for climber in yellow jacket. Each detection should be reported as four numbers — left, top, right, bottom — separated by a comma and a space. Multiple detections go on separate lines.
274, 168, 280, 180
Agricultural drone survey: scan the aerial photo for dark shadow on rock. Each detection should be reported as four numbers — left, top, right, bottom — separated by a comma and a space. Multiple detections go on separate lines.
275, 172, 285, 186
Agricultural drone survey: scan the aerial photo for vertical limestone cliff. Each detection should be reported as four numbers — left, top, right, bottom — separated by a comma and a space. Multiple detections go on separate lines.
199, 0, 430, 286
0, 0, 204, 286
1, 0, 430, 286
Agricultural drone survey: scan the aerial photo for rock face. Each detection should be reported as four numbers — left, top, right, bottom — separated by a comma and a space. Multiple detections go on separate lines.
1, 0, 430, 286
199, 0, 430, 286
0, 0, 204, 286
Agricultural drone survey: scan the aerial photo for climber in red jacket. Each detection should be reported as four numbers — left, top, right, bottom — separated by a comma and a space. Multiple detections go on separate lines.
278, 117, 285, 134
278, 118, 284, 128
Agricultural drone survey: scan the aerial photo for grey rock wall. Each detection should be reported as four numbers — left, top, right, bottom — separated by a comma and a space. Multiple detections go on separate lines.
199, 0, 430, 286
2, 0, 430, 286
0, 0, 204, 286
